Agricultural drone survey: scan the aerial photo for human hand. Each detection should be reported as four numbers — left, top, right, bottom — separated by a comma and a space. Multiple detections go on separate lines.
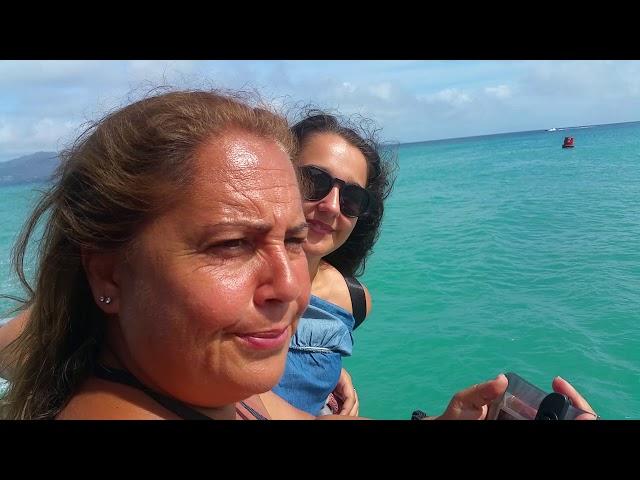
435, 374, 509, 420
552, 376, 598, 420
333, 368, 359, 416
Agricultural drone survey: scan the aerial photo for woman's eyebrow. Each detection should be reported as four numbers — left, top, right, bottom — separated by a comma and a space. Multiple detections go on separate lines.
199, 220, 309, 235
287, 222, 309, 236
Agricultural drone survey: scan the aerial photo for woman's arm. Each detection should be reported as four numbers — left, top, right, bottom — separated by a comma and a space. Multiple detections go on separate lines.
0, 309, 29, 380
260, 390, 365, 420
363, 283, 372, 316
259, 390, 316, 419
332, 367, 359, 416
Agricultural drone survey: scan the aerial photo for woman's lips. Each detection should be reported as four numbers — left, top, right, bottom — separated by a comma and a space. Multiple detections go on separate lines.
237, 327, 290, 350
308, 220, 334, 235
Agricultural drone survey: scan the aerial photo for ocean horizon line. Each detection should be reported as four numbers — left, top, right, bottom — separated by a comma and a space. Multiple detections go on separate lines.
3, 119, 640, 163
391, 119, 640, 148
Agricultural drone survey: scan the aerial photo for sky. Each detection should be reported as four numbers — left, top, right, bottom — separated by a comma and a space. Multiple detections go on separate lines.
1, 60, 639, 162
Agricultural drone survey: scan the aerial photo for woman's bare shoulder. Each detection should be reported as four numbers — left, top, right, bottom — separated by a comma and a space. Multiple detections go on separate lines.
314, 263, 372, 315
56, 377, 175, 420
258, 391, 315, 420
314, 264, 352, 312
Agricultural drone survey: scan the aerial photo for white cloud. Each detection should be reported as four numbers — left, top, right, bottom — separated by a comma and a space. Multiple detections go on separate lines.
31, 118, 78, 146
484, 84, 512, 99
368, 83, 392, 100
125, 60, 201, 87
0, 120, 16, 144
342, 82, 356, 93
419, 88, 472, 107
1, 60, 640, 156
519, 60, 640, 99
0, 115, 81, 161
0, 61, 122, 88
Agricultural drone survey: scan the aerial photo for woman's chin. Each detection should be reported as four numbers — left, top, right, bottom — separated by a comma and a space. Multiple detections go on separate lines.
303, 238, 333, 259
241, 357, 289, 394
242, 375, 283, 396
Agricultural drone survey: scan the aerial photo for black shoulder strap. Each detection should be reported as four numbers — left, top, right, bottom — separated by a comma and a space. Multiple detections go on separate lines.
94, 364, 212, 420
238, 400, 269, 420
344, 275, 367, 330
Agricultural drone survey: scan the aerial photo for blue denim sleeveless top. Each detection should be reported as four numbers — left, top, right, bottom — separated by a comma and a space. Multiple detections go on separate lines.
272, 295, 355, 415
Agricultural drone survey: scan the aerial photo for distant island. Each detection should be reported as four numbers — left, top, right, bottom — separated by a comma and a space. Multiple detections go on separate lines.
0, 152, 59, 186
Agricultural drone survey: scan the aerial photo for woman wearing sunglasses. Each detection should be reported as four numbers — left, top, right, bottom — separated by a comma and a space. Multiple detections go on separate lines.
271, 111, 395, 416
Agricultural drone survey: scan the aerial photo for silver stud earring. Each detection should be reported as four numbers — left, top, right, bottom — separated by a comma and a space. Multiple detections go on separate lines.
105, 297, 112, 304
99, 296, 105, 302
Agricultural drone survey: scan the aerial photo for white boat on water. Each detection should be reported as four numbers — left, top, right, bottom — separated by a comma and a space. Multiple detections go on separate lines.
547, 128, 557, 132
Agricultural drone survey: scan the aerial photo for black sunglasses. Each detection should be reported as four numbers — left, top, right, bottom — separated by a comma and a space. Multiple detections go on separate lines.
298, 165, 372, 218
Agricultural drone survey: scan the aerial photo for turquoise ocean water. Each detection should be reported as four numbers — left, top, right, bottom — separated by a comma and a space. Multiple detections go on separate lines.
2, 122, 639, 418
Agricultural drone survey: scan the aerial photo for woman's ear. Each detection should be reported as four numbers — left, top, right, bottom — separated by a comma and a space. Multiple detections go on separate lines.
81, 248, 121, 314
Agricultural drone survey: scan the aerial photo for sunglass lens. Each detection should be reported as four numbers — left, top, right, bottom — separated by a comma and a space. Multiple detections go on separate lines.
341, 185, 370, 217
301, 167, 332, 200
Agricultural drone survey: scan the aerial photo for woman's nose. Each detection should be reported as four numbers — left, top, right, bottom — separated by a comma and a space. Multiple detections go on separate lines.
317, 186, 341, 215
254, 247, 302, 306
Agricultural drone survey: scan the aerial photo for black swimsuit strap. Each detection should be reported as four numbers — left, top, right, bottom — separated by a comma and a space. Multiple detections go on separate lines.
94, 364, 212, 420
94, 365, 268, 420
238, 400, 269, 420
344, 275, 367, 330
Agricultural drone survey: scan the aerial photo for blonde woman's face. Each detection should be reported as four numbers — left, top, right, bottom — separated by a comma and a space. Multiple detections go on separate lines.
114, 131, 310, 407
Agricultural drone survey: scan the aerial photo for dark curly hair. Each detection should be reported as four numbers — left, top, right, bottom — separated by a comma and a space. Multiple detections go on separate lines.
291, 110, 396, 277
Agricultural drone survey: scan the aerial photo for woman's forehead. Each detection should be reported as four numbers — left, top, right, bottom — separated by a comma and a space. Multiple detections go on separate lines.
196, 131, 292, 176
172, 133, 302, 219
146, 164, 304, 243
297, 134, 368, 185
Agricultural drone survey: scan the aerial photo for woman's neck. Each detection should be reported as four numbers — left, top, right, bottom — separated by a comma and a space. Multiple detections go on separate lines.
307, 255, 323, 283
308, 258, 342, 299
196, 403, 239, 420
98, 342, 237, 420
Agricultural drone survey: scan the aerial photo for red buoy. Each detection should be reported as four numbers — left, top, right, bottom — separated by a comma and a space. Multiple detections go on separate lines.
562, 136, 574, 148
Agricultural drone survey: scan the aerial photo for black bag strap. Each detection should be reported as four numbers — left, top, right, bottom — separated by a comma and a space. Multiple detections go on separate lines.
344, 275, 367, 330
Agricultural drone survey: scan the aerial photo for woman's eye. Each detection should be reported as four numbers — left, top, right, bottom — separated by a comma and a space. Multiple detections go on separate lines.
285, 236, 307, 252
221, 239, 245, 248
208, 239, 250, 253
